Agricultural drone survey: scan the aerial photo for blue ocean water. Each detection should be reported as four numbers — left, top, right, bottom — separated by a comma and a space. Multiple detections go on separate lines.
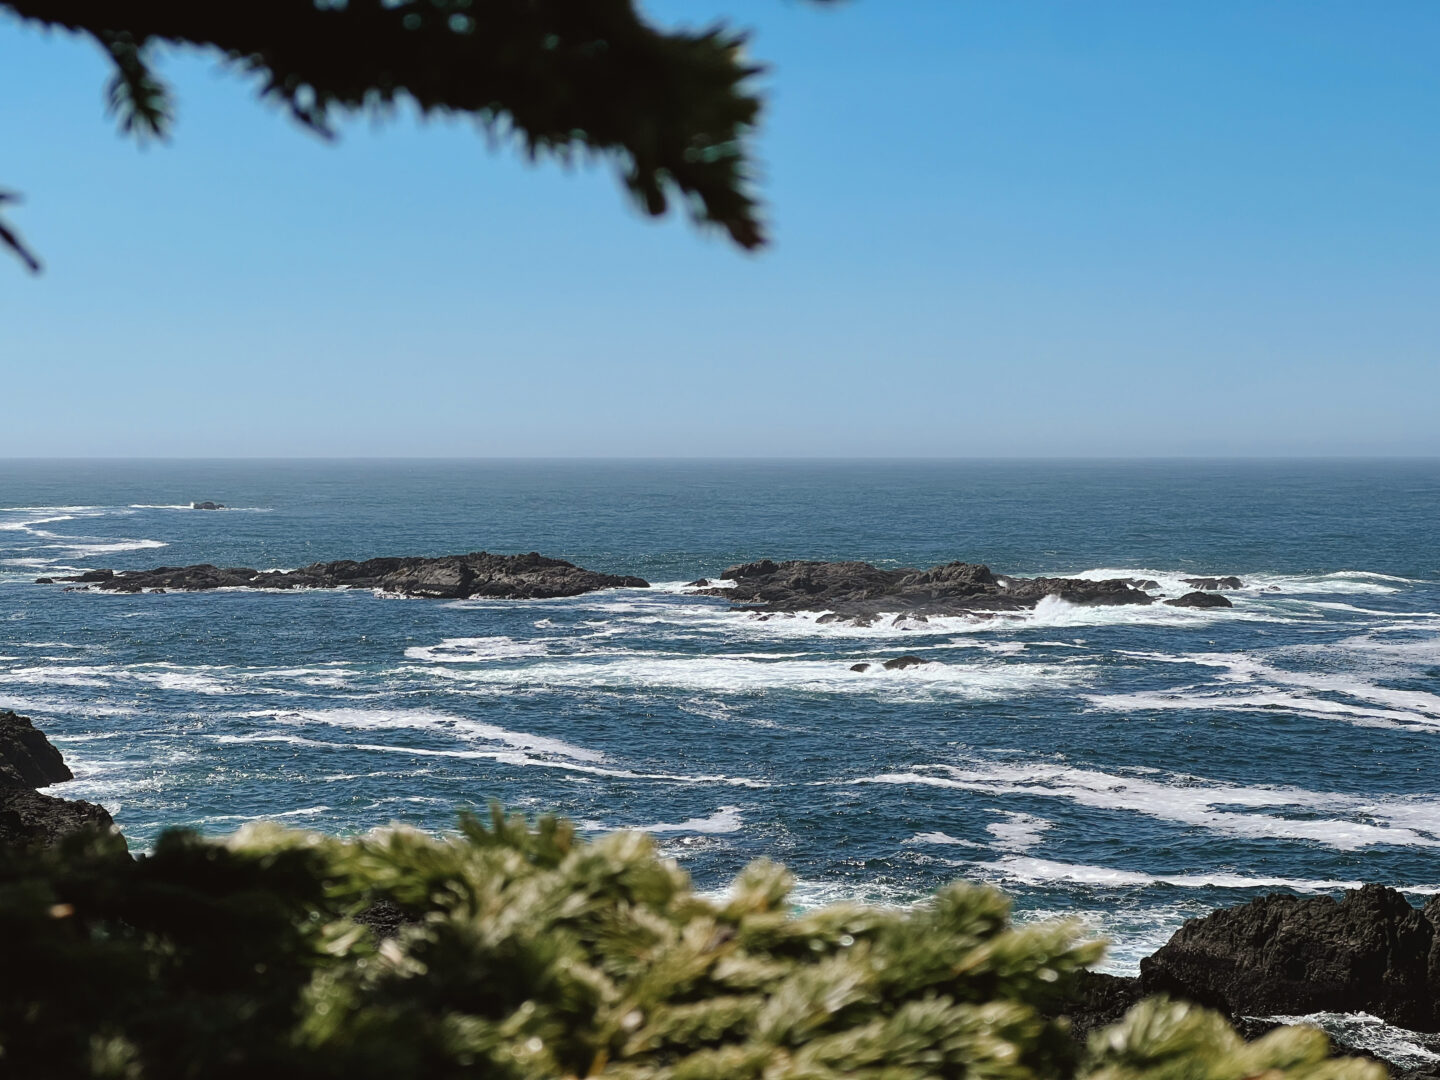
2, 459, 1438, 971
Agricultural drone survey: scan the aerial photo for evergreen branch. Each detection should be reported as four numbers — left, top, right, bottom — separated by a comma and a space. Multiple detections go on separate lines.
0, 191, 41, 272
2, 0, 775, 249
97, 30, 173, 141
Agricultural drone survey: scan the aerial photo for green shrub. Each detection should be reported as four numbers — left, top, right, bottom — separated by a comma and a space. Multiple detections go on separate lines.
0, 808, 1381, 1080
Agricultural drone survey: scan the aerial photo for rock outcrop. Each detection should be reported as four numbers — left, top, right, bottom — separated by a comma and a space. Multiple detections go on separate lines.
50, 552, 650, 600
694, 559, 1155, 618
191, 501, 226, 510
1164, 590, 1234, 608
0, 710, 73, 788
1138, 884, 1440, 1032
1182, 576, 1244, 590
1057, 885, 1440, 1075
0, 711, 120, 849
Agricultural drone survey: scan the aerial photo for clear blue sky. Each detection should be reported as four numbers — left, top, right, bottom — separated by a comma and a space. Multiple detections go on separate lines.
2, 1, 1437, 456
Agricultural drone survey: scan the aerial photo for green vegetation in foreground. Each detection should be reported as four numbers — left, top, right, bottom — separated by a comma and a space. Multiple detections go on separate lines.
1, 807, 1381, 1079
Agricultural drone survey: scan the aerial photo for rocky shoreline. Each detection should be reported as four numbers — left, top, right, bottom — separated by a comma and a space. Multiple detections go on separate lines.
40, 551, 650, 600
0, 710, 122, 849
8, 710, 1428, 1073
1067, 885, 1440, 1077
691, 559, 1241, 620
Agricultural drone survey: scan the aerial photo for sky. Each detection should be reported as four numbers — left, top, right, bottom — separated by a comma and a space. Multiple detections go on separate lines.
1, 1, 1438, 457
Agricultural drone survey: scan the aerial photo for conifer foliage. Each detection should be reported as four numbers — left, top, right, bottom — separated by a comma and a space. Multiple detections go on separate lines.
2, 0, 794, 271
1, 808, 1382, 1079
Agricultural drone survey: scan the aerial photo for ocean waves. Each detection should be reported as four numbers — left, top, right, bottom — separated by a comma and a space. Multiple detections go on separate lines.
3, 480, 1439, 996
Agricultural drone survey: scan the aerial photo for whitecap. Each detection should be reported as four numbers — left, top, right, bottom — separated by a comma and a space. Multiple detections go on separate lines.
404, 636, 550, 663
977, 855, 1370, 892
245, 706, 604, 762
625, 806, 744, 834
905, 831, 986, 847
986, 811, 1053, 853
852, 760, 1440, 851
1259, 1013, 1440, 1070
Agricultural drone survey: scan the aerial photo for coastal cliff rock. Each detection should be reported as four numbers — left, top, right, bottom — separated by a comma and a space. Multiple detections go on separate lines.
1138, 884, 1440, 1032
51, 551, 650, 600
0, 709, 73, 788
1165, 590, 1234, 608
0, 711, 120, 849
694, 559, 1155, 617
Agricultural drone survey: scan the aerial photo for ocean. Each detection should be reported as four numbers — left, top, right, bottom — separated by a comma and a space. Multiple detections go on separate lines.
2, 458, 1438, 975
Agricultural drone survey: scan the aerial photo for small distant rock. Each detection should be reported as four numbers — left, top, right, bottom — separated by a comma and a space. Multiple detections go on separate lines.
892, 614, 929, 626
1123, 578, 1162, 590
686, 578, 710, 587
1165, 591, 1233, 608
882, 655, 930, 671
33, 577, 53, 585
191, 501, 226, 510
1181, 576, 1243, 590
850, 663, 871, 673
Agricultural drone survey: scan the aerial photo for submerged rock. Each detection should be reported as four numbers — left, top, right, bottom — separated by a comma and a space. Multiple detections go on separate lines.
882, 655, 930, 671
1164, 591, 1233, 608
49, 552, 650, 601
191, 501, 225, 510
696, 558, 1155, 618
1182, 575, 1243, 590
0, 711, 121, 850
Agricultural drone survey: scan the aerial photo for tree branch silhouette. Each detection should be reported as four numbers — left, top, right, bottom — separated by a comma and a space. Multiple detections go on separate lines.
2, 0, 825, 272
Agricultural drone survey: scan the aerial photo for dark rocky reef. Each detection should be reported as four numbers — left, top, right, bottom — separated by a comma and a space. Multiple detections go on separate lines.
695, 559, 1155, 618
49, 551, 650, 600
1165, 590, 1233, 608
0, 710, 120, 849
191, 501, 225, 510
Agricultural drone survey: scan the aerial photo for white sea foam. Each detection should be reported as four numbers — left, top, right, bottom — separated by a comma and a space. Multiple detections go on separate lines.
976, 855, 1371, 892
1259, 1013, 1440, 1070
1091, 648, 1440, 730
398, 653, 1091, 699
905, 831, 985, 848
247, 707, 605, 762
200, 806, 332, 825
626, 806, 744, 834
403, 636, 550, 663
321, 740, 769, 786
985, 811, 1053, 853
853, 760, 1440, 850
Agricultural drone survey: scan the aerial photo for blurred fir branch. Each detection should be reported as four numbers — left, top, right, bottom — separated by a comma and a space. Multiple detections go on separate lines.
0, 805, 1385, 1080
2, 0, 842, 272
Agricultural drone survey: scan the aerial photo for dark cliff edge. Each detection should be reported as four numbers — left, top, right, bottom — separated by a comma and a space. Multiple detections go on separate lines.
0, 710, 123, 850
41, 551, 650, 600
1064, 884, 1440, 1078
691, 559, 1244, 619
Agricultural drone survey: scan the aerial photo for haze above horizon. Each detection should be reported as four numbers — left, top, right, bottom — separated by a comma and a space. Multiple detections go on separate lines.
3, 1, 1437, 457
